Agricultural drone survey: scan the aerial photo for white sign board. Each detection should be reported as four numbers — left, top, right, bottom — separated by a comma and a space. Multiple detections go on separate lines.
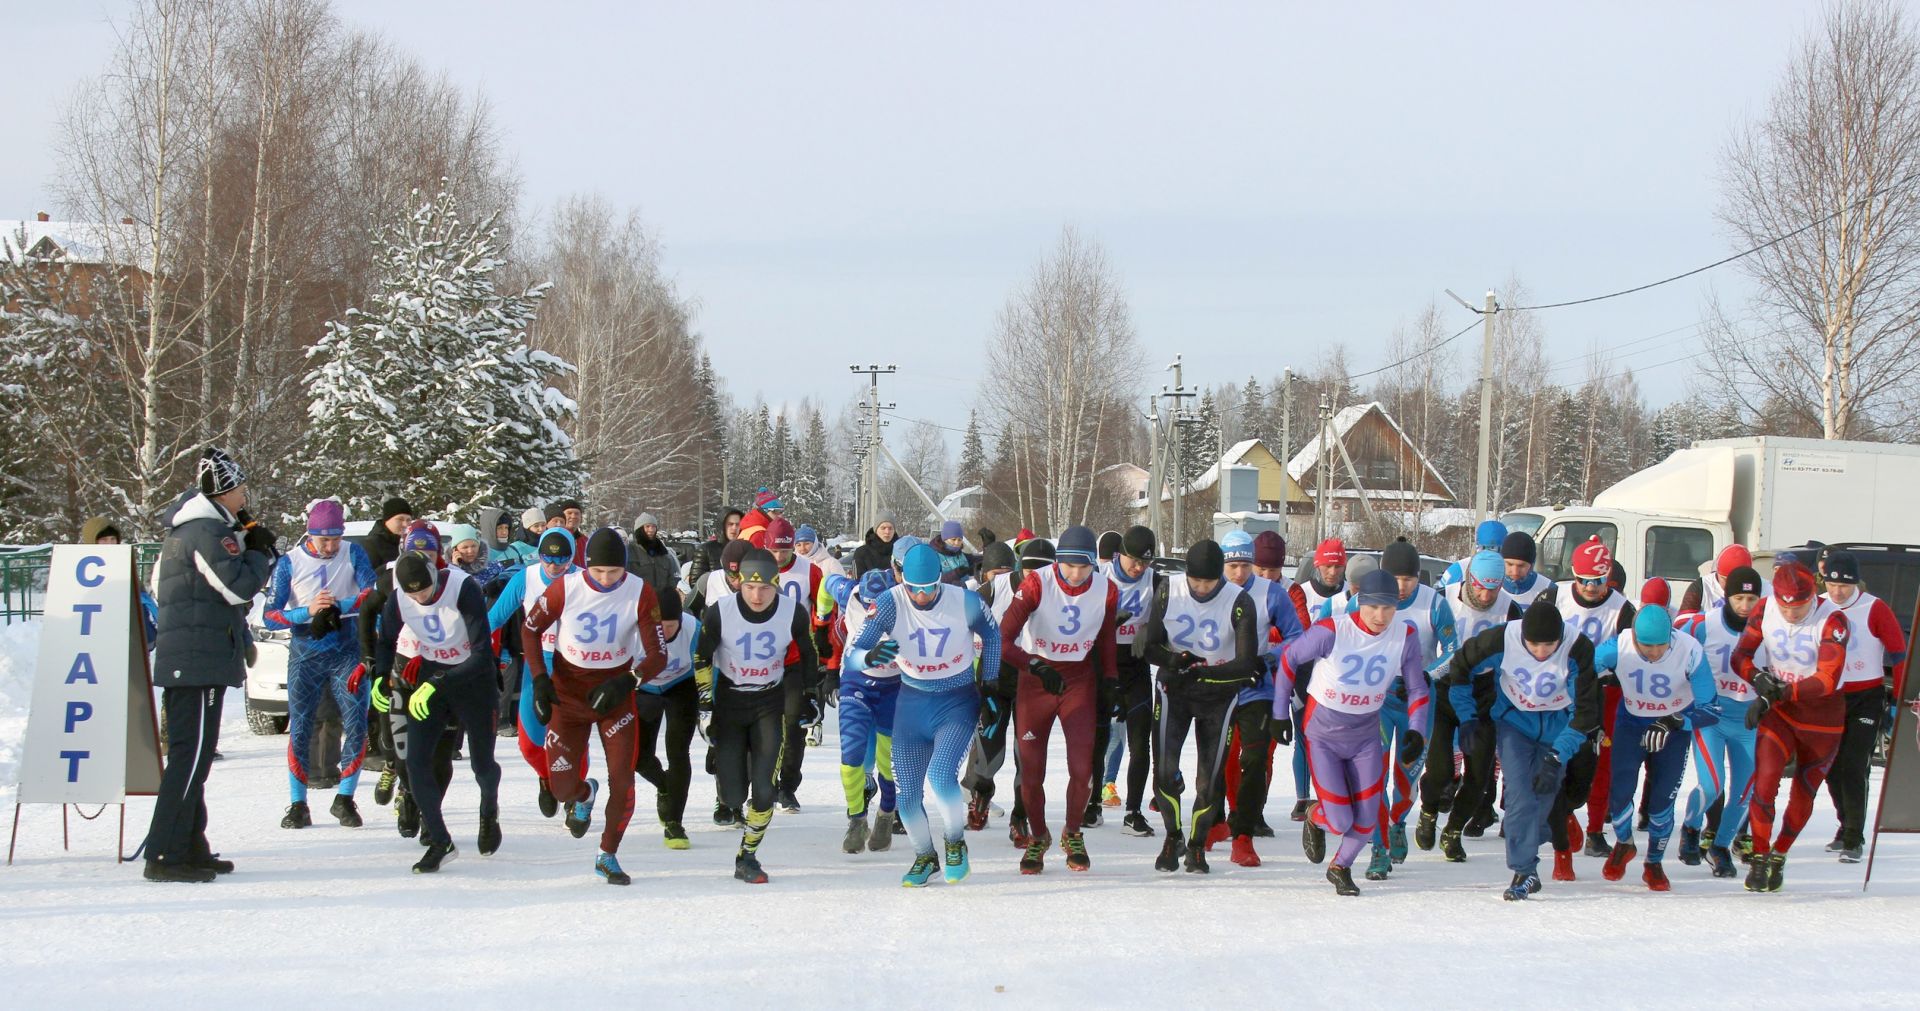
15, 545, 161, 804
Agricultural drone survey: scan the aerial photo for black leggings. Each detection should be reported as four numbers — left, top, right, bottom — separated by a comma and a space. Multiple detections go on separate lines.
1091, 657, 1155, 813
713, 694, 786, 814
1422, 694, 1497, 832
405, 673, 501, 847
1155, 685, 1236, 840
635, 679, 699, 825
1229, 702, 1274, 835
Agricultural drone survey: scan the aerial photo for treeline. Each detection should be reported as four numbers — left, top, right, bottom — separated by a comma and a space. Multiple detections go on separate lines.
0, 0, 709, 542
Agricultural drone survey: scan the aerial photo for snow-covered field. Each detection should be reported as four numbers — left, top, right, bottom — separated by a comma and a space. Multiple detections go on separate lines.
2, 618, 1918, 1008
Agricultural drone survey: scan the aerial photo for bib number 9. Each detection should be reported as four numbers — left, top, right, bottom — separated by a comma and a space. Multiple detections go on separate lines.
422, 614, 445, 643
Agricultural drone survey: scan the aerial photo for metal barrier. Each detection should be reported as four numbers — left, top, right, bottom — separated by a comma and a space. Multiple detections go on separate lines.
0, 543, 161, 623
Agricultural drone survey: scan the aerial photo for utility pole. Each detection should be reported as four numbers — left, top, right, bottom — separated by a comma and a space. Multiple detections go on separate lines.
1314, 394, 1332, 543
1280, 368, 1293, 551
1146, 394, 1161, 536
1447, 289, 1500, 525
1162, 355, 1197, 551
848, 364, 896, 533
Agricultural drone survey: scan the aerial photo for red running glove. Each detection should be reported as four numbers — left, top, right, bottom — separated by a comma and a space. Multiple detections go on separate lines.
346, 662, 368, 695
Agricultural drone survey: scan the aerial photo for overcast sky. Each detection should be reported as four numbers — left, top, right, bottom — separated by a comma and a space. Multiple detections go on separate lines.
6, 1, 1819, 443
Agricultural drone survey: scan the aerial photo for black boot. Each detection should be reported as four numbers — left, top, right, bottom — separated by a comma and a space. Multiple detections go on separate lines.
330, 795, 362, 828
734, 850, 769, 884
395, 791, 419, 839
1440, 828, 1467, 863
1184, 841, 1210, 874
143, 859, 216, 883
413, 839, 456, 873
478, 813, 502, 856
1302, 808, 1326, 865
1678, 826, 1702, 865
1155, 831, 1185, 872
537, 780, 558, 818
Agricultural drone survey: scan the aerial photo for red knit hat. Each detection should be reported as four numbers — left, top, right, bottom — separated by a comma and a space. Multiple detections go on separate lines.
1571, 535, 1612, 580
1772, 561, 1817, 605
766, 517, 795, 550
1313, 539, 1346, 566
1716, 544, 1752, 580
1639, 578, 1671, 608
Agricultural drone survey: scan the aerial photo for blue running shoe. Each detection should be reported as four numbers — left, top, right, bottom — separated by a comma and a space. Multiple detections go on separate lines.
595, 851, 630, 886
567, 778, 600, 839
944, 840, 971, 883
902, 852, 939, 887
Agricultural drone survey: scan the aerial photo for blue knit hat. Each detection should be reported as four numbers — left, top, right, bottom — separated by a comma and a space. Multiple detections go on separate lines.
1475, 519, 1508, 550
902, 544, 943, 589
1634, 604, 1673, 646
1056, 525, 1097, 564
1356, 569, 1399, 607
892, 535, 925, 567
1467, 550, 1505, 590
1221, 530, 1254, 563
939, 519, 964, 542
794, 524, 818, 545
860, 568, 894, 601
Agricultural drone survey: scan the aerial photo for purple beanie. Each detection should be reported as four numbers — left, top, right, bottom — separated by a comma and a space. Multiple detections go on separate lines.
307, 499, 346, 536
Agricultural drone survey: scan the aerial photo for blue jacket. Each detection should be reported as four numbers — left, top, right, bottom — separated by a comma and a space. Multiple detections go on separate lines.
1444, 623, 1600, 761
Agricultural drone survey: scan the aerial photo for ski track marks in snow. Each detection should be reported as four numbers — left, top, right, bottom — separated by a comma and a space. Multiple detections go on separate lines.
0, 618, 1917, 1009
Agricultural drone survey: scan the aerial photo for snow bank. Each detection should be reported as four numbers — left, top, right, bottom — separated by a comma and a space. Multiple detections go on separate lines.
0, 619, 41, 795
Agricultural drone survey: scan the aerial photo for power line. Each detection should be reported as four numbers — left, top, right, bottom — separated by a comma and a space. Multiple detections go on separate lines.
1343, 318, 1482, 383
1504, 167, 1920, 312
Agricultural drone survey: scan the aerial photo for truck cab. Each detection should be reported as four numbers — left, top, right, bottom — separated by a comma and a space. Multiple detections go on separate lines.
1500, 506, 1722, 600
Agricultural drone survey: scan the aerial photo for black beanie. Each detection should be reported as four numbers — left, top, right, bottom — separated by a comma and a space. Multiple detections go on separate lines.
1382, 539, 1420, 578
585, 527, 626, 568
543, 501, 568, 522
982, 541, 1017, 573
720, 538, 752, 572
380, 496, 414, 522
396, 552, 436, 594
1097, 530, 1122, 561
1521, 597, 1562, 643
1122, 525, 1157, 561
1502, 532, 1536, 564
1019, 538, 1056, 571
1725, 565, 1764, 598
657, 586, 683, 623
1186, 539, 1225, 581
197, 446, 245, 496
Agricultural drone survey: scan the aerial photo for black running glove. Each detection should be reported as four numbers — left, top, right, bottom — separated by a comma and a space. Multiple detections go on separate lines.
1402, 729, 1425, 759
1641, 714, 1684, 753
1028, 658, 1066, 696
587, 672, 637, 716
532, 673, 556, 725
1532, 754, 1564, 796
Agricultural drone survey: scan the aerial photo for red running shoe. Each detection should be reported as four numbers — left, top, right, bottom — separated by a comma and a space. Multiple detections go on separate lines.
1602, 841, 1638, 881
1643, 861, 1670, 891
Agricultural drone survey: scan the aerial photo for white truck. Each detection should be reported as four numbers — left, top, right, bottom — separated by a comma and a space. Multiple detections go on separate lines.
1500, 437, 1920, 597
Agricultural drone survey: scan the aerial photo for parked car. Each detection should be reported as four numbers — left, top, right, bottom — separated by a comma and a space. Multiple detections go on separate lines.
244, 596, 292, 735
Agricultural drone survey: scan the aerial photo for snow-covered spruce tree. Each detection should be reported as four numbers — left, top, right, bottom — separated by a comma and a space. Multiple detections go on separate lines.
304, 188, 581, 519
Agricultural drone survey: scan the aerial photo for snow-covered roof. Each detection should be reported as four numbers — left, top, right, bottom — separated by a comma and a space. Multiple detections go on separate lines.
1285, 401, 1456, 501
1415, 507, 1477, 533
1137, 439, 1269, 506
934, 484, 985, 515
1, 218, 149, 268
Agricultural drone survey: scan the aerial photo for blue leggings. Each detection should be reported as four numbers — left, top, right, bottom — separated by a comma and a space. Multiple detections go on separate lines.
287, 639, 368, 800
1684, 700, 1756, 840
1104, 719, 1125, 783
1608, 710, 1690, 862
838, 672, 900, 816
892, 683, 980, 857
1291, 699, 1312, 801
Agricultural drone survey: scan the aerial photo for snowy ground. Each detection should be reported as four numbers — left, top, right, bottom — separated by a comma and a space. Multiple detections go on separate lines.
3, 619, 1918, 1008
